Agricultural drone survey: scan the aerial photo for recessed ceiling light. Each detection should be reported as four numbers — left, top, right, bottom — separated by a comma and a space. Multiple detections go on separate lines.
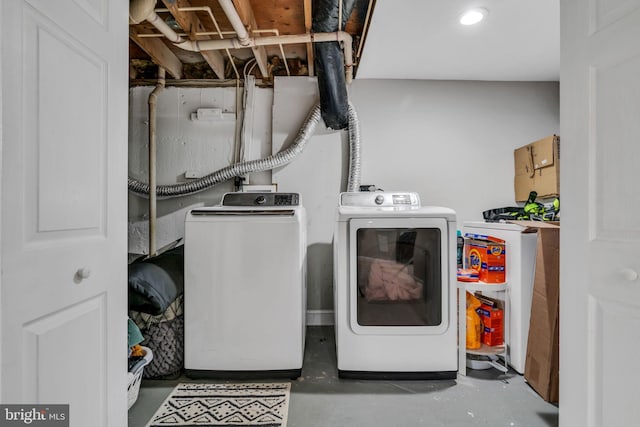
460, 8, 488, 26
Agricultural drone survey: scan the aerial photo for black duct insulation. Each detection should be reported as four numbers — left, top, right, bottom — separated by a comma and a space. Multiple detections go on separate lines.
313, 0, 356, 130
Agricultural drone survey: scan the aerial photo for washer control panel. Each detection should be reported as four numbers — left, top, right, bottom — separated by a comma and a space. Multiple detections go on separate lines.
222, 192, 300, 206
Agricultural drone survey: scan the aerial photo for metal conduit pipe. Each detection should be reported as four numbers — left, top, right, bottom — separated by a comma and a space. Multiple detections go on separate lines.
148, 67, 166, 256
128, 102, 362, 198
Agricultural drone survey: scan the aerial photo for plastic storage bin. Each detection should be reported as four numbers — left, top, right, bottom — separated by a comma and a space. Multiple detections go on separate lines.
127, 346, 153, 410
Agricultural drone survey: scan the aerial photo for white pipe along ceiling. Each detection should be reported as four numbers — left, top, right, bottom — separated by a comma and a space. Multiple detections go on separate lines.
128, 0, 354, 83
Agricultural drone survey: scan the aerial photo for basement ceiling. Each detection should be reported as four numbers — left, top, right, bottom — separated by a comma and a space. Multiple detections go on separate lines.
129, 0, 560, 84
129, 0, 372, 82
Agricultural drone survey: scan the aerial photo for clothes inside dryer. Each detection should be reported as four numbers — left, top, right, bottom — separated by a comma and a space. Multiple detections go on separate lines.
356, 228, 442, 327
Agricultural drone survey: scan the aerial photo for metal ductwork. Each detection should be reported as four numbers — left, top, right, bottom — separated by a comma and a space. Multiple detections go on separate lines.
128, 102, 362, 198
127, 0, 363, 199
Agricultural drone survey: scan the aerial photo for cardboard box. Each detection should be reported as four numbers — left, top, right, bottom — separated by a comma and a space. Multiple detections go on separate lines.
512, 220, 560, 403
514, 135, 560, 202
464, 233, 506, 283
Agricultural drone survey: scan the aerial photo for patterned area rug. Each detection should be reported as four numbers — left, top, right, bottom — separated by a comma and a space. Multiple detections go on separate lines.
146, 383, 291, 427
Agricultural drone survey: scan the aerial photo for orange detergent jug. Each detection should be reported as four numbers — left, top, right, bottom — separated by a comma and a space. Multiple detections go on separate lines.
466, 291, 483, 350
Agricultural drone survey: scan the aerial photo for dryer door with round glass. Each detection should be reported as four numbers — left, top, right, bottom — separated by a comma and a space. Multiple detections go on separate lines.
349, 217, 450, 335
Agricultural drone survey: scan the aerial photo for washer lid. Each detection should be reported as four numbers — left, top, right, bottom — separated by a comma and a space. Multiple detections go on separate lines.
340, 191, 420, 208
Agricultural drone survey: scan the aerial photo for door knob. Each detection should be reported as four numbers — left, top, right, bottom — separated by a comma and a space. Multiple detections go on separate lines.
620, 268, 638, 282
75, 268, 91, 281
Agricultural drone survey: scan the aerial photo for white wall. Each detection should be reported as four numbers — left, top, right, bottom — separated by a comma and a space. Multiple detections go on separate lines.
271, 78, 559, 310
128, 85, 273, 254
271, 78, 347, 313
350, 79, 560, 220
128, 78, 559, 310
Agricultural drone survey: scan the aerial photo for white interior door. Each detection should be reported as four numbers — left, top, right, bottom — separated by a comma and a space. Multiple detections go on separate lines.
560, 1, 640, 425
1, 0, 128, 425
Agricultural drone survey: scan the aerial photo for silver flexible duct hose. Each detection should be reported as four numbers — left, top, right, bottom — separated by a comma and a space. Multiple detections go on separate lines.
128, 102, 361, 198
346, 102, 361, 192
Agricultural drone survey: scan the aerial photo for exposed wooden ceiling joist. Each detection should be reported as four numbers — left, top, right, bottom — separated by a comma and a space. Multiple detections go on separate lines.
128, 0, 374, 84
232, 0, 269, 78
129, 26, 183, 79
160, 0, 225, 79
303, 0, 314, 77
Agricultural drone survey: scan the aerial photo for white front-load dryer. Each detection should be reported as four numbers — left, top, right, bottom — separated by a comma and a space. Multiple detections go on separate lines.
333, 192, 458, 379
184, 192, 306, 379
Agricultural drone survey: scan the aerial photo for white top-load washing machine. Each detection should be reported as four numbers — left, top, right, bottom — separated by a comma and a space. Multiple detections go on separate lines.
184, 192, 306, 379
333, 192, 458, 379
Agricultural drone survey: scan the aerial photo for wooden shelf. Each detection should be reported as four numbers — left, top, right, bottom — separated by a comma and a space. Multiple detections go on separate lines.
466, 343, 506, 356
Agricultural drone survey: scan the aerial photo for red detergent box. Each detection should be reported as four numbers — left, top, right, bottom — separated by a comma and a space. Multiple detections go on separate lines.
464, 233, 506, 283
477, 304, 504, 346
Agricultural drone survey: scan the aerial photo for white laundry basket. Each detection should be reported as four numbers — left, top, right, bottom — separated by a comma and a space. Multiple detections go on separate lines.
127, 346, 153, 410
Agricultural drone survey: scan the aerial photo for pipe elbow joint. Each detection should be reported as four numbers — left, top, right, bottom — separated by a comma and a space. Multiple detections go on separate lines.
179, 40, 199, 52
129, 0, 156, 24
233, 38, 246, 49
237, 37, 252, 47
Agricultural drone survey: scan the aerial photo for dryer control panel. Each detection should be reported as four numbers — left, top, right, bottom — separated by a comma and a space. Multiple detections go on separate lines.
340, 192, 420, 208
222, 192, 300, 206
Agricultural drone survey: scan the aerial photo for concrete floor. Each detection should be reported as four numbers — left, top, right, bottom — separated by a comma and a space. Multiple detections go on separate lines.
128, 326, 558, 427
